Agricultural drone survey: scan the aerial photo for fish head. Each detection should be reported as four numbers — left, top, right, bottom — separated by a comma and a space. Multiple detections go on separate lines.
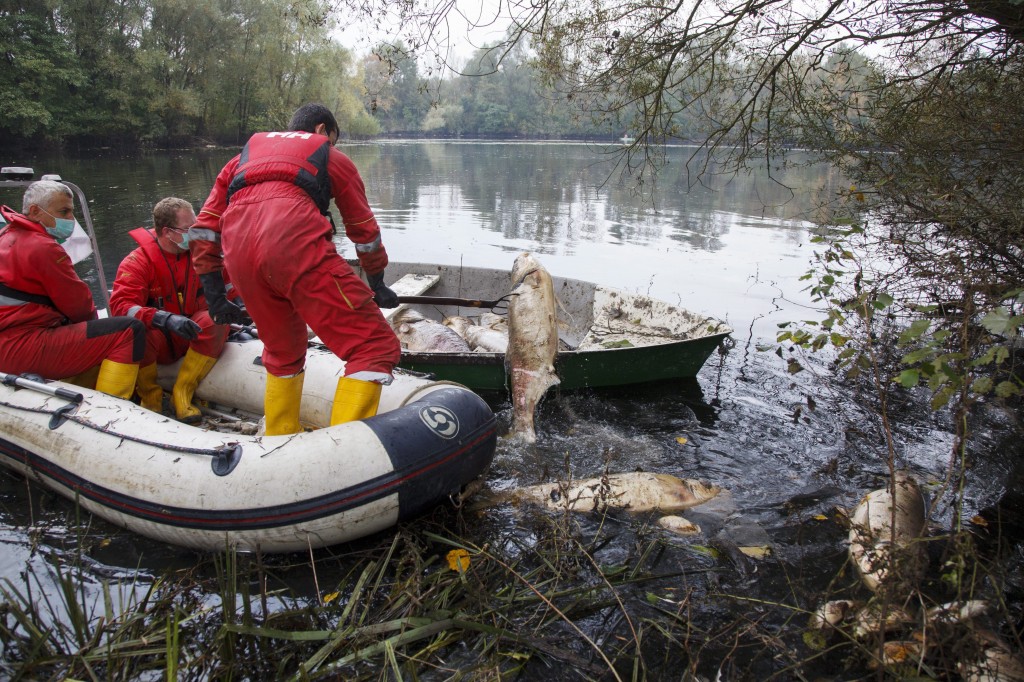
392, 308, 424, 325
444, 316, 472, 335
511, 252, 542, 284
651, 474, 721, 510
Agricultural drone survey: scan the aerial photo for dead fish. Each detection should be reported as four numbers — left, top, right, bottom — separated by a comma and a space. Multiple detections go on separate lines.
852, 602, 915, 639
480, 312, 509, 333
391, 308, 471, 353
444, 315, 509, 353
506, 252, 560, 443
514, 472, 721, 513
848, 471, 927, 593
808, 599, 860, 630
926, 599, 992, 625
657, 515, 701, 536
960, 630, 1024, 682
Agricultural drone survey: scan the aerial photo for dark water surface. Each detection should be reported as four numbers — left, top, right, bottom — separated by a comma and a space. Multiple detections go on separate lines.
1, 142, 1020, 678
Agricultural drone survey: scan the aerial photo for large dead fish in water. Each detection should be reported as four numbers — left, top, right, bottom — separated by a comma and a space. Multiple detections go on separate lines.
848, 471, 927, 593
391, 308, 471, 353
506, 252, 560, 442
444, 315, 509, 353
514, 472, 721, 513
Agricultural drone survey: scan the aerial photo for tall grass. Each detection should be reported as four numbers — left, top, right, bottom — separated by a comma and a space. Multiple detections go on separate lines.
1, 496, 1020, 680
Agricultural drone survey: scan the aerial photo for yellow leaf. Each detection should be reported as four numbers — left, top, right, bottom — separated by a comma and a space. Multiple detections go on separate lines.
675, 436, 688, 445
969, 515, 989, 528
447, 548, 471, 572
98, 537, 112, 548
322, 591, 339, 604
813, 514, 828, 521
738, 545, 772, 559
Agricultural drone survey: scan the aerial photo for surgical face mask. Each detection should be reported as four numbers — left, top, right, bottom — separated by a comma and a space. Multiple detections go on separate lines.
40, 208, 76, 241
169, 228, 190, 250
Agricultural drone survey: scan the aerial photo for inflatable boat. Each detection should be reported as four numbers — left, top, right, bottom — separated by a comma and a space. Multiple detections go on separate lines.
0, 338, 497, 552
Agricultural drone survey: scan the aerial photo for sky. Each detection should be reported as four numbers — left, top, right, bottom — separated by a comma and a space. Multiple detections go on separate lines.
331, 0, 513, 63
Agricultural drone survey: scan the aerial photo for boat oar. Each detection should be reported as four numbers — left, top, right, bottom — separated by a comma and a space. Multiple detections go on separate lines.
397, 294, 514, 311
0, 371, 83, 403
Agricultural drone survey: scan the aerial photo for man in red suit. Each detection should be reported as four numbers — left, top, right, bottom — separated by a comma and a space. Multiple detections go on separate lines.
0, 180, 145, 395
110, 197, 231, 422
190, 103, 400, 435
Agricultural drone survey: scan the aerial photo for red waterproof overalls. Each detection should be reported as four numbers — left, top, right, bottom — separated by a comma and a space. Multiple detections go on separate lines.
109, 228, 227, 365
190, 131, 400, 378
0, 206, 144, 378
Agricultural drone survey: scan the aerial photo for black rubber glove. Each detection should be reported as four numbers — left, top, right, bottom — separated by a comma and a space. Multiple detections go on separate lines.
366, 271, 399, 309
152, 310, 202, 341
199, 271, 252, 325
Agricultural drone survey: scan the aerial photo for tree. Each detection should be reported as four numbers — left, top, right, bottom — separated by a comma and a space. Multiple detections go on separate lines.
0, 4, 85, 142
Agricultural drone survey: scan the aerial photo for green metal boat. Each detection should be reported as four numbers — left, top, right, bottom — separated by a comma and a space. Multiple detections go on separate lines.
355, 261, 732, 392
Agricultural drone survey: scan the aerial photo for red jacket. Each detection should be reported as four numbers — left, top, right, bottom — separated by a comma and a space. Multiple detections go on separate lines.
0, 206, 97, 332
110, 228, 204, 326
191, 132, 388, 276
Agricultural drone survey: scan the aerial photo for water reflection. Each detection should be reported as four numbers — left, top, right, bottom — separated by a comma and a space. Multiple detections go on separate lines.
350, 141, 839, 260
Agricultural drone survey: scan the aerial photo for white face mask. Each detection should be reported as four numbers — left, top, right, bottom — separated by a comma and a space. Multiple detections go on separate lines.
60, 220, 93, 264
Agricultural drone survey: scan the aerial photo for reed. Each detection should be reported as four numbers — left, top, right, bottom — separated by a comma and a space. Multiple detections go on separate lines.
1, 492, 1019, 680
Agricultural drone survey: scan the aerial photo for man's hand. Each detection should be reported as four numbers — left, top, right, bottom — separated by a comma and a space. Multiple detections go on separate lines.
152, 310, 202, 341
366, 271, 399, 309
199, 271, 253, 325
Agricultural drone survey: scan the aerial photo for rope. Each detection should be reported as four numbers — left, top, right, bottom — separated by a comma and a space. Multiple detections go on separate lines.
0, 399, 237, 458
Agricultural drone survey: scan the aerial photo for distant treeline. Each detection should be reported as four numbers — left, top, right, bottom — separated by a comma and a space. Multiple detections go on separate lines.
0, 0, 632, 152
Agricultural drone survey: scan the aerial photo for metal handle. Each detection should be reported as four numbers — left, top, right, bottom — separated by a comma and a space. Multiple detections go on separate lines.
0, 371, 84, 403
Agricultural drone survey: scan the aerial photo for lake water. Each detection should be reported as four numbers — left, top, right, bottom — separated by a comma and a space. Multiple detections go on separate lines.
1, 141, 1019, 678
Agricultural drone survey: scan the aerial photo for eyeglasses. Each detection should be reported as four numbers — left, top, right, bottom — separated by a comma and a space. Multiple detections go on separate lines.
166, 225, 190, 234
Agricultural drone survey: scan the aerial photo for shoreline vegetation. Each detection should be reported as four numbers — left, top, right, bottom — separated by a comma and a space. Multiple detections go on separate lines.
1, 132, 658, 158
2, 477, 1020, 680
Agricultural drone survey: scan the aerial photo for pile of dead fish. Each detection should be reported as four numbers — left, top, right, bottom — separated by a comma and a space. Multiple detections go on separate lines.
809, 472, 1023, 679
390, 309, 510, 354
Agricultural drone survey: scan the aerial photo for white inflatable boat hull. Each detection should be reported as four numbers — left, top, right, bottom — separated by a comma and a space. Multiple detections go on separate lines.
0, 339, 496, 552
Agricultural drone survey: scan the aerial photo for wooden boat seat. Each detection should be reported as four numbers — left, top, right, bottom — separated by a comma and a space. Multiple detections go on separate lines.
382, 273, 440, 322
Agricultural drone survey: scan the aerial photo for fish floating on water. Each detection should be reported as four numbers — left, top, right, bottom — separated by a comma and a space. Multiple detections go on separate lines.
506, 252, 560, 443
514, 472, 721, 513
848, 471, 928, 593
391, 308, 471, 353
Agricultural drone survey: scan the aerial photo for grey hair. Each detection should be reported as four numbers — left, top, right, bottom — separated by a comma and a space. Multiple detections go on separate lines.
22, 180, 73, 213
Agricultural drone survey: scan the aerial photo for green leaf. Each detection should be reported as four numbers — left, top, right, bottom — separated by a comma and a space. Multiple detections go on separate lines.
902, 347, 934, 364
995, 381, 1020, 398
898, 319, 931, 344
873, 292, 894, 310
979, 308, 1024, 336
971, 377, 993, 394
837, 347, 858, 360
897, 369, 920, 388
787, 359, 804, 374
803, 630, 827, 651
931, 386, 955, 410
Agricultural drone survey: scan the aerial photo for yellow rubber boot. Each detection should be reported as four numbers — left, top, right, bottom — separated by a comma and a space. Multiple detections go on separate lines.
95, 360, 140, 400
172, 349, 218, 423
330, 376, 382, 426
264, 371, 305, 436
62, 364, 100, 389
136, 363, 164, 412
